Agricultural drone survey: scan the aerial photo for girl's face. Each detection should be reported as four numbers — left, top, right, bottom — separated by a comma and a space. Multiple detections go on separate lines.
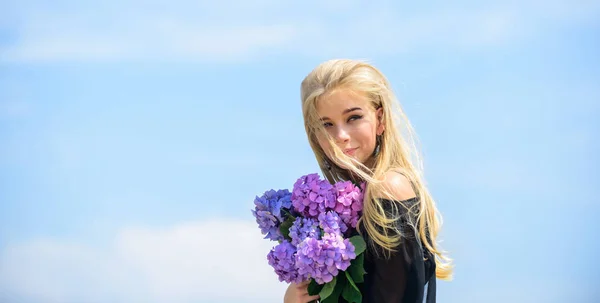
315, 89, 383, 167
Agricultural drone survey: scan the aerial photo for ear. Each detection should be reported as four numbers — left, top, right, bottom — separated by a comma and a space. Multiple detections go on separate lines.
376, 107, 385, 135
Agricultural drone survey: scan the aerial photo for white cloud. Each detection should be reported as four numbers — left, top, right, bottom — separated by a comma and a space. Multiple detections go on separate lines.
0, 219, 288, 303
1, 17, 298, 63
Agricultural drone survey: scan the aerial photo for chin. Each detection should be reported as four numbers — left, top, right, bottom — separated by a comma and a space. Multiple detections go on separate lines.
346, 156, 368, 168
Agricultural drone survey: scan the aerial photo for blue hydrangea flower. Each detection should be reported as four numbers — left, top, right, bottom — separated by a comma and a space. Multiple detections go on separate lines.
252, 189, 292, 241
289, 217, 320, 246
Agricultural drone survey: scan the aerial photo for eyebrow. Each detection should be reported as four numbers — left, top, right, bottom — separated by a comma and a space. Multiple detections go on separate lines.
320, 107, 363, 121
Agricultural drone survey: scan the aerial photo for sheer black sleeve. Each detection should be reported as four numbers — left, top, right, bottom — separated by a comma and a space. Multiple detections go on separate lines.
360, 197, 436, 303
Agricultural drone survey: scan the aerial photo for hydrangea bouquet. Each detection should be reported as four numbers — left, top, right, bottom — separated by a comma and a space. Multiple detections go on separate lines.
251, 173, 367, 303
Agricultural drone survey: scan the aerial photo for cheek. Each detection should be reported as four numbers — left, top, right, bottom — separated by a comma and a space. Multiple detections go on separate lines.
356, 128, 377, 156
357, 124, 376, 143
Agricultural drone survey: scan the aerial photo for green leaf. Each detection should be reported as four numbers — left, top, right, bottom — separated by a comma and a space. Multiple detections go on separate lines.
322, 274, 345, 303
347, 252, 367, 283
282, 208, 294, 218
319, 276, 337, 301
279, 216, 295, 241
307, 279, 323, 296
349, 235, 367, 255
342, 271, 362, 303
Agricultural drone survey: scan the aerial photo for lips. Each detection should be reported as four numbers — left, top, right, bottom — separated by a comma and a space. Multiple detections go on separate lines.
343, 148, 358, 155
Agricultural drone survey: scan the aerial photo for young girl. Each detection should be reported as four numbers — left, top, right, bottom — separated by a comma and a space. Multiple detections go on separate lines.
283, 59, 453, 303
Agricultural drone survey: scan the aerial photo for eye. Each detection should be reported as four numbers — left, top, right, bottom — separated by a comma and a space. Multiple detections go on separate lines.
348, 115, 363, 122
322, 122, 333, 128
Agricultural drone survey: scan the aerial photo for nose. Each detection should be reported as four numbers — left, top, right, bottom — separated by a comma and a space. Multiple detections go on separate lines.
333, 126, 350, 144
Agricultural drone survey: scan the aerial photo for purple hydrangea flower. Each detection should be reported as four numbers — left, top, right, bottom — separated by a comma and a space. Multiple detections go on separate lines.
267, 241, 300, 283
252, 189, 292, 241
291, 174, 335, 218
289, 217, 320, 246
318, 211, 347, 234
295, 233, 357, 284
254, 174, 366, 286
332, 181, 364, 229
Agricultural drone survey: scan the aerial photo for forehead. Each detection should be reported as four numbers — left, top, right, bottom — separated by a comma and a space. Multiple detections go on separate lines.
316, 89, 372, 115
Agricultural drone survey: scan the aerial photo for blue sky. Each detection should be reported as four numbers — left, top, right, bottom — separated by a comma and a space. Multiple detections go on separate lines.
1, 1, 599, 302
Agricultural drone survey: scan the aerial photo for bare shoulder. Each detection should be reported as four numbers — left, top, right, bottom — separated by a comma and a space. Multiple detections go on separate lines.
373, 170, 417, 201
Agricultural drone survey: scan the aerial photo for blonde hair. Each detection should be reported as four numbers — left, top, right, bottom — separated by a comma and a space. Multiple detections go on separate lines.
300, 59, 453, 280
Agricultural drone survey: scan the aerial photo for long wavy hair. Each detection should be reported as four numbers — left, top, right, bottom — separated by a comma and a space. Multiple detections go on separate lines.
300, 59, 453, 280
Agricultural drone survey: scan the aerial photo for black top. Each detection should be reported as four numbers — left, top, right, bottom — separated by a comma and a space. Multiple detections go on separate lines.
355, 197, 437, 303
